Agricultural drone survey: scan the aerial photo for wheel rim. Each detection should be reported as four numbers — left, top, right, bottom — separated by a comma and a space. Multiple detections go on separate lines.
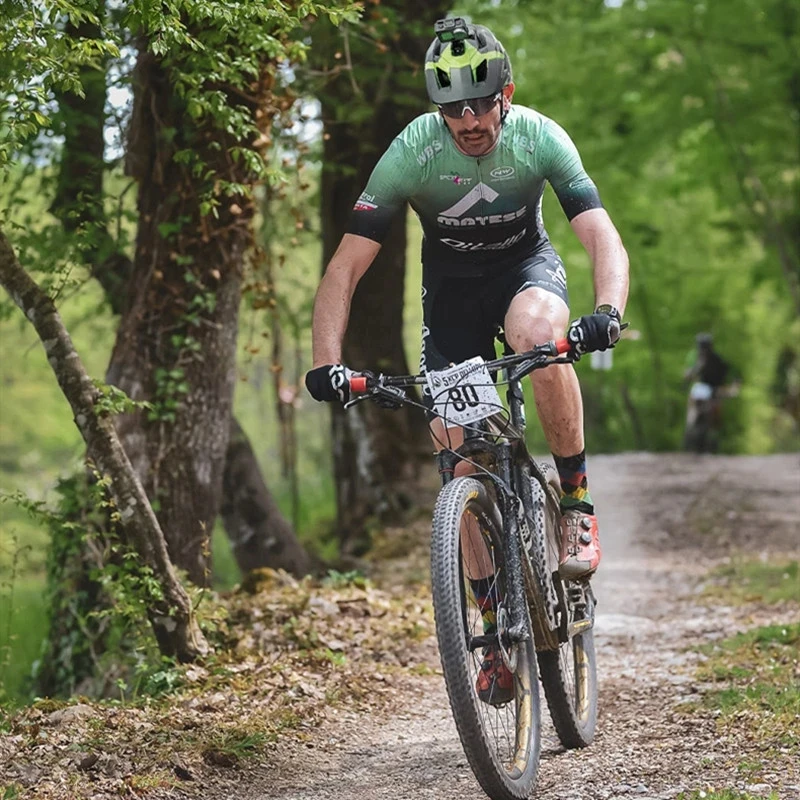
460, 503, 537, 777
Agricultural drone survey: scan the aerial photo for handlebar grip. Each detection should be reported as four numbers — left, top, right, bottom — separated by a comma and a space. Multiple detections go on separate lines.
554, 338, 572, 355
350, 375, 368, 394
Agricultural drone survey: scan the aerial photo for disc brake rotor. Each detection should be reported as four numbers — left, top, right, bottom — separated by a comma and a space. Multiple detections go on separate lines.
496, 606, 518, 672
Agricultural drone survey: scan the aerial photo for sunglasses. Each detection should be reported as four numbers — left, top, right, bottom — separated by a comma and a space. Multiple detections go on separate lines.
437, 93, 501, 119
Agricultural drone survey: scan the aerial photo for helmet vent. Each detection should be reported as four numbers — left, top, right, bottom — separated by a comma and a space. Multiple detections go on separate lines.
474, 59, 488, 84
436, 67, 451, 88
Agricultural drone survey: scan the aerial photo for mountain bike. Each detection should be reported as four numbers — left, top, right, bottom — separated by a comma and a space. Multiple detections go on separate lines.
346, 335, 599, 800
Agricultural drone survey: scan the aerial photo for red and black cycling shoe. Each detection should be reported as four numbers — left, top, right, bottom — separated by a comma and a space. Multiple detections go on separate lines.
476, 644, 514, 706
558, 510, 602, 580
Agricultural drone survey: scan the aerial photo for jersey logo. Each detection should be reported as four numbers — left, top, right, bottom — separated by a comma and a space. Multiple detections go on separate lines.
353, 191, 378, 212
441, 229, 527, 252
438, 182, 525, 228
490, 166, 515, 180
440, 174, 473, 185
440, 182, 499, 218
417, 140, 444, 166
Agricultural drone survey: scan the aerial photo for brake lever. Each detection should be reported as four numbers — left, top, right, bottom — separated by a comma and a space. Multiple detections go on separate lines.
343, 394, 371, 410
374, 385, 407, 408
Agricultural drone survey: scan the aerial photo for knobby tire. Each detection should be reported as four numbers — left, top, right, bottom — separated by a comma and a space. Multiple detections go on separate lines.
533, 462, 598, 748
431, 477, 541, 800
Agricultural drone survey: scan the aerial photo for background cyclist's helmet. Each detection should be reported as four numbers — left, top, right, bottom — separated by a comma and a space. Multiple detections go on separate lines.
696, 332, 714, 348
424, 19, 512, 105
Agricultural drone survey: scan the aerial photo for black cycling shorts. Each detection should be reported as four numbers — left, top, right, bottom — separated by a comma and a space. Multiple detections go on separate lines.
419, 241, 569, 411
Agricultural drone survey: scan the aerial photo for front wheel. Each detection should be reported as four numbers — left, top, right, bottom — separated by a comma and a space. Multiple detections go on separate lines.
431, 477, 541, 800
534, 463, 598, 748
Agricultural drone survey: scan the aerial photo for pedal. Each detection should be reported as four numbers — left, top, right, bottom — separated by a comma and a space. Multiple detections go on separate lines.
567, 618, 594, 637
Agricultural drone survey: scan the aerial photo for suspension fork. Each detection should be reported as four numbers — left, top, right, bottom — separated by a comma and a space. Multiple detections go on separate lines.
436, 440, 529, 644
496, 460, 530, 645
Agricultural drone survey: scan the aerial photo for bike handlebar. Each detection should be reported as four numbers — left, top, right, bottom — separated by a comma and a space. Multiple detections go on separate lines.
553, 337, 572, 355
350, 374, 369, 394
348, 337, 574, 396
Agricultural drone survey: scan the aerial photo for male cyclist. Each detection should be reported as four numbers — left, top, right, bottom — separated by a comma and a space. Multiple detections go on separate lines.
306, 19, 629, 702
683, 333, 739, 451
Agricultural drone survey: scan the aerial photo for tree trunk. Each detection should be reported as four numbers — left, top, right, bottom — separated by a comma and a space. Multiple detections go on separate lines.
315, 6, 446, 553
0, 228, 208, 661
52, 28, 312, 586
221, 417, 313, 575
50, 6, 132, 313
104, 47, 255, 586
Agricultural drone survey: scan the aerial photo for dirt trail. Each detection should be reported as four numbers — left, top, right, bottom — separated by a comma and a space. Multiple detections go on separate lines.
235, 453, 799, 800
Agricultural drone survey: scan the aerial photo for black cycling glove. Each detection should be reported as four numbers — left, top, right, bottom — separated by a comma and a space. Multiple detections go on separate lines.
567, 309, 622, 356
305, 364, 353, 403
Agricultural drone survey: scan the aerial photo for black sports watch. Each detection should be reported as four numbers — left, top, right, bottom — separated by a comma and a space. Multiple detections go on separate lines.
594, 303, 622, 321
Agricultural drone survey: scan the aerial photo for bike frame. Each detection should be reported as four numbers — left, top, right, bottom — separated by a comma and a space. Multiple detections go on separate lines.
348, 338, 575, 650
434, 342, 568, 648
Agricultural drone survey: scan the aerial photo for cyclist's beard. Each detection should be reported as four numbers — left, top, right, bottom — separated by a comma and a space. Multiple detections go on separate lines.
454, 124, 500, 156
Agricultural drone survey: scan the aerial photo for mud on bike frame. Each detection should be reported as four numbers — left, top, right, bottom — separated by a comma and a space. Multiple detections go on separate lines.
346, 335, 576, 648
344, 335, 607, 799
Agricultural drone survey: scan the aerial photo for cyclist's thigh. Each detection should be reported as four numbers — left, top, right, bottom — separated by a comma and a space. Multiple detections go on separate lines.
420, 268, 497, 412
491, 246, 571, 351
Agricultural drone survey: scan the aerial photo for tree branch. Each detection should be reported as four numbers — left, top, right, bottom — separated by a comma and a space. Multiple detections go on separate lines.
0, 227, 209, 662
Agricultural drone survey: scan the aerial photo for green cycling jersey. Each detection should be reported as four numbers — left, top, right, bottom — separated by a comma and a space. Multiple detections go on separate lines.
347, 105, 603, 276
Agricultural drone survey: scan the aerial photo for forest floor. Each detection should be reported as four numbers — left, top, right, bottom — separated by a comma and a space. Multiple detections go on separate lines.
1, 452, 799, 800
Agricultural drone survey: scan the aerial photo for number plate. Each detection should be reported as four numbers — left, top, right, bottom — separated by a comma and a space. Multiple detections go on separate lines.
690, 382, 714, 401
426, 357, 503, 426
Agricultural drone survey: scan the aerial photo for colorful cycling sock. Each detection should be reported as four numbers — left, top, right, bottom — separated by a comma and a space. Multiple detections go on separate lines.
553, 450, 595, 514
469, 577, 500, 634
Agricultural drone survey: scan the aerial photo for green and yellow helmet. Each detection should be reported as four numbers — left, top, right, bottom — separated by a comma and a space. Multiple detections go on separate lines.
424, 18, 512, 105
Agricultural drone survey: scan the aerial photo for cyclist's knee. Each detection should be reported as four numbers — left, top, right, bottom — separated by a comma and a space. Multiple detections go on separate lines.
504, 288, 568, 352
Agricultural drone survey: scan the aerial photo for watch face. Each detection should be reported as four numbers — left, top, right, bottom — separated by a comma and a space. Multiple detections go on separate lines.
595, 304, 620, 319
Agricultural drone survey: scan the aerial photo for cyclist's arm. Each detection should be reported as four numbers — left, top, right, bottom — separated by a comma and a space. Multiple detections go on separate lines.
311, 234, 381, 366
540, 119, 629, 315
570, 209, 629, 316
683, 349, 699, 383
311, 137, 414, 367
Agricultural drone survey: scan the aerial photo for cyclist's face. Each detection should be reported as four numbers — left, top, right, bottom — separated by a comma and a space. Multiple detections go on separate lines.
443, 84, 514, 157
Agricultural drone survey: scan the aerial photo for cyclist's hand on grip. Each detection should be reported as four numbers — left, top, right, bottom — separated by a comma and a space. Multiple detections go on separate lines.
567, 309, 621, 356
305, 364, 354, 404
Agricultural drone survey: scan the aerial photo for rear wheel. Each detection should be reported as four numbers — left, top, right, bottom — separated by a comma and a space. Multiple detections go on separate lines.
431, 477, 541, 800
534, 463, 598, 748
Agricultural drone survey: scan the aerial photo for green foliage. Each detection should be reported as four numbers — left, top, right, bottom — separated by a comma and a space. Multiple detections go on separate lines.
1, 1, 362, 176
91, 380, 151, 417
453, 0, 799, 452
0, 555, 47, 706
3, 784, 23, 800
705, 559, 800, 605
33, 473, 119, 696
697, 622, 799, 751
0, 1, 121, 167
678, 792, 780, 800
203, 728, 268, 763
322, 569, 368, 589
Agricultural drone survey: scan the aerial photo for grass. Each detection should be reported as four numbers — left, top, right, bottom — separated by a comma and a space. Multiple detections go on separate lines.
203, 728, 269, 763
211, 523, 242, 591
683, 555, 800, 781
697, 622, 800, 751
678, 792, 781, 800
0, 575, 48, 705
705, 559, 799, 606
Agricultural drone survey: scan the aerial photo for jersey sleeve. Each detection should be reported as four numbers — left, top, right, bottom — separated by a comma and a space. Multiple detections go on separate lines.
538, 120, 604, 221
346, 138, 417, 243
